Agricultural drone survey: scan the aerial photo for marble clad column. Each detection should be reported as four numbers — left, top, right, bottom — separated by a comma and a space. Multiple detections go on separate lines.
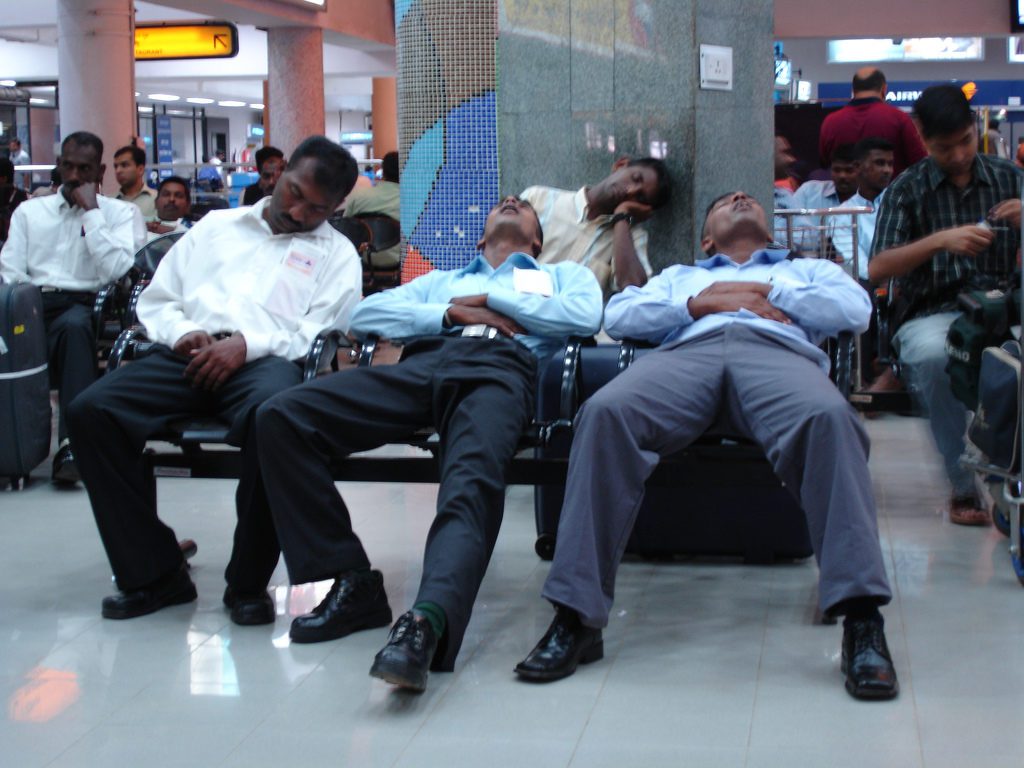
267, 27, 326, 156
498, 0, 775, 269
56, 0, 135, 195
372, 77, 398, 156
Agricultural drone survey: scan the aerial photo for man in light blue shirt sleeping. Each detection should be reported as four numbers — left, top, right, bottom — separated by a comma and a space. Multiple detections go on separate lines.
515, 191, 899, 702
256, 195, 603, 693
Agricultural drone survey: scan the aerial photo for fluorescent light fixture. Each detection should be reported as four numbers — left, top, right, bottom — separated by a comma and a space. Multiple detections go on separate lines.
29, 97, 47, 104
249, 103, 265, 109
148, 93, 180, 101
186, 97, 214, 104
217, 100, 246, 107
134, 91, 140, 97
0, 79, 16, 86
137, 106, 153, 113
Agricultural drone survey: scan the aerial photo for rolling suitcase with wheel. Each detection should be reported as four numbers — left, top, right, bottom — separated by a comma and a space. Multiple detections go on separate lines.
0, 283, 51, 488
534, 344, 813, 563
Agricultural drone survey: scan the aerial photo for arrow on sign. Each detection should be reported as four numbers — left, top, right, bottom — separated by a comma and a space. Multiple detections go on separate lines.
213, 34, 228, 49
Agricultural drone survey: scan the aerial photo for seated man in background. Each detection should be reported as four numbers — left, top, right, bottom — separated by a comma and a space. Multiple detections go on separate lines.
516, 191, 898, 701
0, 131, 144, 483
145, 175, 193, 241
870, 84, 1023, 526
256, 196, 602, 692
343, 150, 401, 270
242, 146, 285, 206
785, 143, 859, 256
521, 157, 670, 299
113, 145, 156, 220
0, 157, 28, 242
67, 136, 362, 624
831, 137, 895, 280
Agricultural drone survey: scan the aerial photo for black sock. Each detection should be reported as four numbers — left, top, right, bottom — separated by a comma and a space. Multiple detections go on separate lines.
413, 601, 446, 638
833, 597, 883, 624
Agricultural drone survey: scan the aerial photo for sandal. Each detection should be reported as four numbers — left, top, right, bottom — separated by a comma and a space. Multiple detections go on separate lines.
949, 495, 991, 527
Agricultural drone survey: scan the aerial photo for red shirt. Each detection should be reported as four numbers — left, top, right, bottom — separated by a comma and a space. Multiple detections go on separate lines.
819, 97, 927, 176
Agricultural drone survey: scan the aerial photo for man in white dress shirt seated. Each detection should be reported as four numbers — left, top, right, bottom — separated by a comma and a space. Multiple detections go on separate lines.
145, 176, 192, 241
66, 136, 363, 626
0, 130, 145, 484
515, 191, 898, 701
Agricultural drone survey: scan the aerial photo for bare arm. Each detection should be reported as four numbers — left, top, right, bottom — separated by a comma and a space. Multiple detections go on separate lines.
869, 225, 994, 283
610, 201, 654, 290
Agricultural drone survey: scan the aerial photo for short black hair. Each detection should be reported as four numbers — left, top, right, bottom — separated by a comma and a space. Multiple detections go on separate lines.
0, 157, 13, 181
703, 192, 734, 229
114, 145, 146, 166
832, 143, 858, 164
286, 135, 358, 201
61, 131, 104, 162
254, 145, 284, 171
913, 85, 974, 139
626, 157, 671, 209
853, 137, 894, 161
381, 151, 399, 183
157, 175, 190, 195
852, 68, 886, 93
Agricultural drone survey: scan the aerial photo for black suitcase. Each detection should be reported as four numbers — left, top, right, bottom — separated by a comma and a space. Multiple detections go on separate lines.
534, 344, 813, 564
0, 283, 51, 488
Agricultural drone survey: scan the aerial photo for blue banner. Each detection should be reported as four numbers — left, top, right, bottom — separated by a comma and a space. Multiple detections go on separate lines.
155, 115, 173, 180
818, 79, 1024, 107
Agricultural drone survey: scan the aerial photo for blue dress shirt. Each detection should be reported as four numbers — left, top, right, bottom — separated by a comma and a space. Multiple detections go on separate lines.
604, 248, 871, 372
350, 252, 604, 360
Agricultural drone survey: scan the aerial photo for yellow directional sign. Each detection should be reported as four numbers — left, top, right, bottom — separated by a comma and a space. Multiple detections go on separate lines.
135, 22, 239, 61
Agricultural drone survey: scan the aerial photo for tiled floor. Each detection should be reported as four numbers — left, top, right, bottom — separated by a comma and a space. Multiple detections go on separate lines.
3, 415, 1024, 767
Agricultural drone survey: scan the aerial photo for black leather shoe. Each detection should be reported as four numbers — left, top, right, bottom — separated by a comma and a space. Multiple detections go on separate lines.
52, 444, 80, 486
289, 569, 392, 643
102, 565, 197, 620
842, 615, 899, 700
514, 606, 603, 682
223, 586, 275, 626
369, 610, 438, 692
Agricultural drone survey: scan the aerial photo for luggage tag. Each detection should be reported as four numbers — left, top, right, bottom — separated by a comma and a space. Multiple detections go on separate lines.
513, 267, 553, 296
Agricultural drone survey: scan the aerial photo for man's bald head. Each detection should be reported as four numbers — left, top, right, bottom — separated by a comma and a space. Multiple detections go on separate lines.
852, 67, 886, 97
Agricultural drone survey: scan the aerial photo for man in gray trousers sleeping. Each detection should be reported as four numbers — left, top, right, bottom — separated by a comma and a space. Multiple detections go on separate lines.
515, 190, 898, 701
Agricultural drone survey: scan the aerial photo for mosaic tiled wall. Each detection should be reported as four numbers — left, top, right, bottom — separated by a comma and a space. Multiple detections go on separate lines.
396, 0, 499, 281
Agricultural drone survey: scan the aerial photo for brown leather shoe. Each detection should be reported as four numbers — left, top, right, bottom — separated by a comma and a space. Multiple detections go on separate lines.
950, 495, 991, 526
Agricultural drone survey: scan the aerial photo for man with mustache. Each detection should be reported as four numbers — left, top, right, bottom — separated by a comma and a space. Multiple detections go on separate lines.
870, 84, 1024, 526
256, 196, 603, 692
67, 136, 362, 626
516, 191, 898, 701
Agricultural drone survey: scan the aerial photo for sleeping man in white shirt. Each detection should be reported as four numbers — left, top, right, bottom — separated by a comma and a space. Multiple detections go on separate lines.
515, 191, 899, 702
67, 136, 363, 627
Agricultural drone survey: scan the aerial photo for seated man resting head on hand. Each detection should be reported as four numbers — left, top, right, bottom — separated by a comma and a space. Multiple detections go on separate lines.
255, 195, 603, 693
515, 191, 898, 701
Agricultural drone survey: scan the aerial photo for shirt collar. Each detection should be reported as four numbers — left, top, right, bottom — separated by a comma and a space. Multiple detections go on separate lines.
457, 251, 539, 275
696, 247, 790, 269
923, 155, 994, 191
848, 96, 883, 106
573, 187, 590, 224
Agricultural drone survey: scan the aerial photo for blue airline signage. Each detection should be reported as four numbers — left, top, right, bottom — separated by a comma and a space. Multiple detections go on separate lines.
818, 79, 1024, 106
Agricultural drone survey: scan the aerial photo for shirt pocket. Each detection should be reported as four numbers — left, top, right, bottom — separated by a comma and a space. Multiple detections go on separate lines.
257, 245, 324, 320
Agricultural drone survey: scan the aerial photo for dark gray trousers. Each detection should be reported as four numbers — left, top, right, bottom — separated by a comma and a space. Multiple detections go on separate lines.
256, 336, 536, 671
543, 324, 892, 628
42, 293, 97, 442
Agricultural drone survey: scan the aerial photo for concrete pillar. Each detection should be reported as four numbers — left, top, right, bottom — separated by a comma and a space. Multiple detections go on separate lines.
56, 0, 135, 194
371, 77, 398, 156
267, 27, 325, 156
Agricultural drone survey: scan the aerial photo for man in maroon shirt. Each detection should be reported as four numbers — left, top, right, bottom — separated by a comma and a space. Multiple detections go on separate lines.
819, 67, 926, 176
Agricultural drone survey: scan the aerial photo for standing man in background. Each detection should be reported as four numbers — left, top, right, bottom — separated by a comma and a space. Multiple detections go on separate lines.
113, 145, 156, 220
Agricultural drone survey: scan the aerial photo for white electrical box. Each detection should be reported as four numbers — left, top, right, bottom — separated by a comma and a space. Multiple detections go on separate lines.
699, 44, 733, 91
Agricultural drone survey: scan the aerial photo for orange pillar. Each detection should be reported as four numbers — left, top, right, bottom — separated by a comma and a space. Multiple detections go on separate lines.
372, 77, 398, 156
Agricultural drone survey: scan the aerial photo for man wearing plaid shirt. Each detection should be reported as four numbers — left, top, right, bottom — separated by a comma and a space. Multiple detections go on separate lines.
870, 84, 1023, 525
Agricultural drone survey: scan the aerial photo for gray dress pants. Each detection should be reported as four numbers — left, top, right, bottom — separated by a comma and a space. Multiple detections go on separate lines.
542, 324, 892, 628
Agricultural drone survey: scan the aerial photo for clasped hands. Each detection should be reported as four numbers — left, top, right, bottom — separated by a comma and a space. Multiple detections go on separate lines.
172, 331, 247, 391
687, 281, 791, 324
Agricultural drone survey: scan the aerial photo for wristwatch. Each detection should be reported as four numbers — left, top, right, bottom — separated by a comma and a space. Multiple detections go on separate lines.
609, 212, 634, 227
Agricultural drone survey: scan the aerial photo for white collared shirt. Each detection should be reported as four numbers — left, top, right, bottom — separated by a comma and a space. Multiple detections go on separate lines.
520, 186, 651, 296
137, 197, 362, 362
0, 189, 143, 291
145, 218, 191, 243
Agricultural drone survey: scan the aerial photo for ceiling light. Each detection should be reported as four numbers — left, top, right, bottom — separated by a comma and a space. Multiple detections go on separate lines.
186, 97, 214, 104
137, 106, 153, 113
217, 100, 246, 107
249, 103, 265, 110
148, 94, 180, 101
0, 80, 16, 87
29, 97, 48, 104
134, 91, 140, 97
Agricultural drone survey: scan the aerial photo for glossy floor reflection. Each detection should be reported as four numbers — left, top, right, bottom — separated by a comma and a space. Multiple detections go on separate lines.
2, 416, 1023, 767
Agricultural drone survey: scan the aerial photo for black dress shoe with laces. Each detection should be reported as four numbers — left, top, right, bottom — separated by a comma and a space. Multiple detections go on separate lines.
101, 565, 197, 619
223, 586, 276, 626
369, 610, 438, 692
289, 569, 392, 643
842, 614, 899, 700
514, 606, 603, 682
52, 444, 80, 486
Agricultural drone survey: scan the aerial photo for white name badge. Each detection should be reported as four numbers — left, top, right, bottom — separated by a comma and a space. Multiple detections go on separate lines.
513, 267, 553, 297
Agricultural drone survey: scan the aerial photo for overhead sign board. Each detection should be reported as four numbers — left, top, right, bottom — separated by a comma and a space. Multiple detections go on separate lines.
135, 22, 239, 61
